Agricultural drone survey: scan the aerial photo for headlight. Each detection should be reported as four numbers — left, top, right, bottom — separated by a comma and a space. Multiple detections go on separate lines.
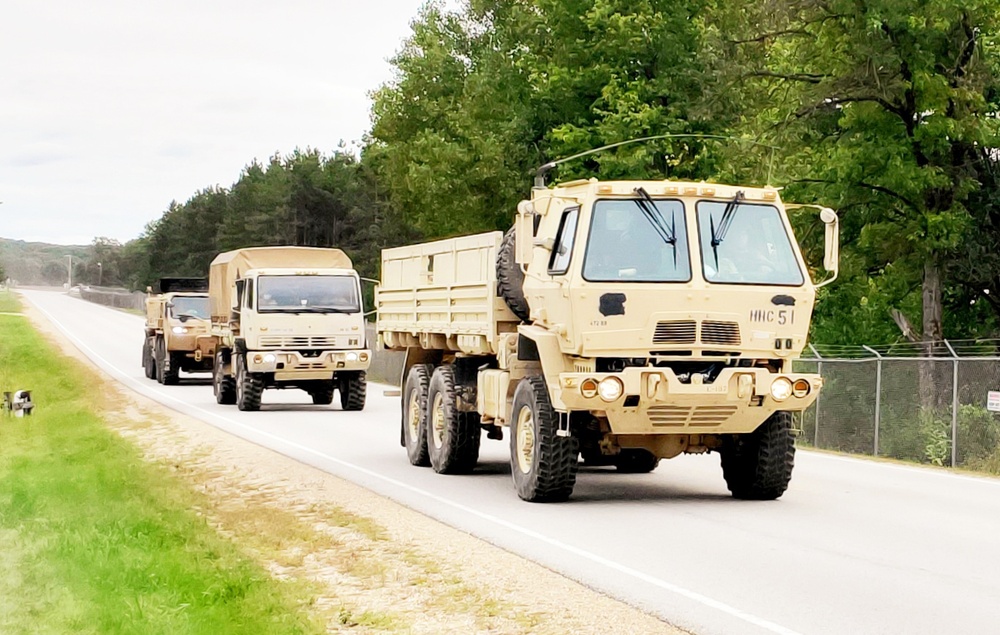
171, 326, 188, 334
598, 377, 624, 402
770, 377, 793, 401
580, 378, 599, 399
263, 354, 276, 363
346, 352, 359, 362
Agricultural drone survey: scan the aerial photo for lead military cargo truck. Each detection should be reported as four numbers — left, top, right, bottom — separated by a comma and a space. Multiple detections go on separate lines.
142, 278, 215, 384
209, 247, 370, 411
377, 177, 839, 502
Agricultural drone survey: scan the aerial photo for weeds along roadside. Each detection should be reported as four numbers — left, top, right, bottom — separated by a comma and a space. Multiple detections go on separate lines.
0, 291, 328, 635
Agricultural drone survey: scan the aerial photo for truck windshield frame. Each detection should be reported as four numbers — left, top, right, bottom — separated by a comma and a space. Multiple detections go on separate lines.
169, 296, 210, 319
696, 201, 805, 286
582, 198, 691, 282
257, 275, 361, 313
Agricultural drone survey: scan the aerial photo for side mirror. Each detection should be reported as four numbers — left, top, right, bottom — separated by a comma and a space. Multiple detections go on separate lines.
818, 207, 839, 287
515, 200, 535, 265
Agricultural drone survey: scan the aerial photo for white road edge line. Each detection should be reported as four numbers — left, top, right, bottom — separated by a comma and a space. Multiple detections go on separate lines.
29, 294, 803, 635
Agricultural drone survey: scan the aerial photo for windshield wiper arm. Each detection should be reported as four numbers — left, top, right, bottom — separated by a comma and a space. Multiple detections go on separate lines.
632, 187, 678, 266
710, 190, 745, 267
309, 306, 360, 314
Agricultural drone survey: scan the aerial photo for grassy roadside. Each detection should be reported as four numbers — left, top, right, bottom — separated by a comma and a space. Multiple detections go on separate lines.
0, 291, 326, 634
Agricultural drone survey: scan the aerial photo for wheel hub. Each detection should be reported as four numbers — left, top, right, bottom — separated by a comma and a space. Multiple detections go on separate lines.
407, 389, 420, 440
431, 393, 445, 448
515, 406, 534, 474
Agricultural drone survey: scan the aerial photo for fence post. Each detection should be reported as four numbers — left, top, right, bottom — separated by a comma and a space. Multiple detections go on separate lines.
944, 340, 959, 468
863, 345, 882, 456
809, 343, 822, 447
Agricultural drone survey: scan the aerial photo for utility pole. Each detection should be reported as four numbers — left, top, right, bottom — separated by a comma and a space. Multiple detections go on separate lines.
65, 254, 72, 288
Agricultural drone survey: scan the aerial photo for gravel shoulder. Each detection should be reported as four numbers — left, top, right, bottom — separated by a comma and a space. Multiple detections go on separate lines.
24, 301, 688, 635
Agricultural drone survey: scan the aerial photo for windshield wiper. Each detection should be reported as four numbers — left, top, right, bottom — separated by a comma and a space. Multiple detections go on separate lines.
308, 306, 360, 314
709, 190, 745, 267
632, 187, 677, 266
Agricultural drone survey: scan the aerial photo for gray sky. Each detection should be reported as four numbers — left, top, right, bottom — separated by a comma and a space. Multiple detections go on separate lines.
1, 0, 426, 245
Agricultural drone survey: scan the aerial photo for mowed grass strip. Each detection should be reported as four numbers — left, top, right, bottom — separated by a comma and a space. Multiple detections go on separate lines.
0, 292, 325, 635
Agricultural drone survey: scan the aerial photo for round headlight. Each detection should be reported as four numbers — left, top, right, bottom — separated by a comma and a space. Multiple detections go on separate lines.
346, 352, 359, 362
792, 379, 810, 398
171, 326, 188, 334
770, 377, 793, 401
263, 353, 276, 363
580, 378, 599, 399
598, 377, 624, 402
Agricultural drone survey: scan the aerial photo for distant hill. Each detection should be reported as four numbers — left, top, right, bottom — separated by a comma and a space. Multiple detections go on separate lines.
0, 237, 90, 286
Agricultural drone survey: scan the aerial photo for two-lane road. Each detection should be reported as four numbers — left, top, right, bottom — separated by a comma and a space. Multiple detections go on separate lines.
22, 289, 1000, 635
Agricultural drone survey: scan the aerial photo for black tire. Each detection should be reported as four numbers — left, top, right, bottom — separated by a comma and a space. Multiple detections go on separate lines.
235, 355, 263, 411
497, 227, 530, 322
338, 371, 367, 411
162, 351, 180, 385
615, 449, 660, 473
402, 364, 432, 467
310, 382, 335, 405
720, 411, 795, 500
213, 351, 236, 405
154, 337, 166, 384
142, 339, 156, 380
426, 365, 480, 474
509, 376, 579, 502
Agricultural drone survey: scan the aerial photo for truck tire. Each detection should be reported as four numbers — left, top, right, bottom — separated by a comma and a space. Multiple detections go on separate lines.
426, 365, 480, 474
339, 371, 367, 411
615, 449, 660, 473
154, 337, 167, 384
310, 382, 335, 405
509, 376, 579, 502
142, 340, 156, 380
162, 351, 180, 386
213, 351, 236, 405
236, 355, 263, 411
402, 364, 432, 467
497, 227, 530, 322
720, 411, 795, 500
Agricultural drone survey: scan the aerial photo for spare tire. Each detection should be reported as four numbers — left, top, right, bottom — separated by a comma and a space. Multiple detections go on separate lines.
497, 227, 530, 322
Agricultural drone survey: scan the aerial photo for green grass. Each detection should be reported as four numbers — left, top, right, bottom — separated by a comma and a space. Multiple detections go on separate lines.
0, 290, 20, 313
0, 293, 326, 635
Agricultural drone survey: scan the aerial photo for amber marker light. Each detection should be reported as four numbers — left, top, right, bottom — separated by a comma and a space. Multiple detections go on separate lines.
792, 379, 811, 398
581, 378, 599, 399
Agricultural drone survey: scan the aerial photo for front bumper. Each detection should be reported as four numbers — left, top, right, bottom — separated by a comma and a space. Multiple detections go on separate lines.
557, 367, 821, 435
245, 349, 371, 380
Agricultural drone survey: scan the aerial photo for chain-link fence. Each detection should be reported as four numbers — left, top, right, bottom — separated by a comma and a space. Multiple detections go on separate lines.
794, 341, 1000, 471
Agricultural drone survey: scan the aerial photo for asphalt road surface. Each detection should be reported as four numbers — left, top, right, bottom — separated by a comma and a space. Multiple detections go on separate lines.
21, 289, 1000, 635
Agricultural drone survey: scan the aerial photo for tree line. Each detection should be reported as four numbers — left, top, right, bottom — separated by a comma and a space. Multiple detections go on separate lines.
87, 0, 1000, 346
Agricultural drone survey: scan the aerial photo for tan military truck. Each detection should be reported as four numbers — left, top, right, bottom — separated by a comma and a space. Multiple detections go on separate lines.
377, 175, 838, 502
142, 278, 215, 385
209, 247, 370, 411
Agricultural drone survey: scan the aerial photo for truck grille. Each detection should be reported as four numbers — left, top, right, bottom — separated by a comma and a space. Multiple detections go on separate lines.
700, 321, 741, 345
652, 321, 697, 344
259, 336, 344, 349
648, 405, 739, 427
652, 320, 741, 346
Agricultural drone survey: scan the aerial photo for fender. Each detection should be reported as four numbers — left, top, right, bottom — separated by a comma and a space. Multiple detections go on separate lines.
516, 324, 573, 411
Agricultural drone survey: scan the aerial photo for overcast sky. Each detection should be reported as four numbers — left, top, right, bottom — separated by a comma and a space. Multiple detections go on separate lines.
0, 0, 426, 246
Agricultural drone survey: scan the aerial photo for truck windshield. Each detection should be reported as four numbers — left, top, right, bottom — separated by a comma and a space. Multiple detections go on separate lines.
582, 198, 690, 282
257, 275, 360, 313
169, 296, 210, 319
697, 201, 804, 285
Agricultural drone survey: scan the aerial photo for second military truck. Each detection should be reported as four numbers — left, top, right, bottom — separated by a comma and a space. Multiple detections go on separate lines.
210, 246, 370, 411
142, 277, 215, 384
377, 176, 838, 502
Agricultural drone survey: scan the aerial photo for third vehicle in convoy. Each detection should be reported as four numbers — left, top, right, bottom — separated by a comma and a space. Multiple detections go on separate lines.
209, 246, 370, 411
377, 158, 839, 502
